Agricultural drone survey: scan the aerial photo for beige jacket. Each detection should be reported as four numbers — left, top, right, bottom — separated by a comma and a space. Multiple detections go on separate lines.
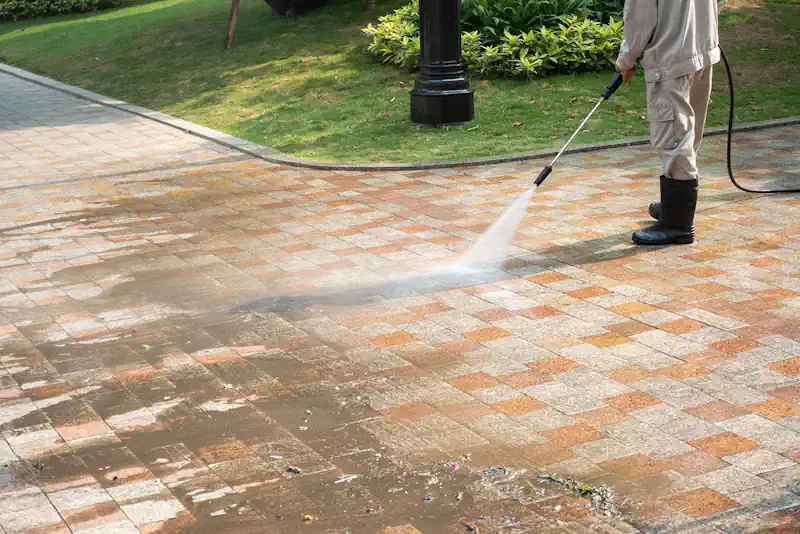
616, 0, 727, 82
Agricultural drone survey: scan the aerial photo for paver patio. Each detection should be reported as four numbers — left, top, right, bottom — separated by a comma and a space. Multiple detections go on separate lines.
1, 69, 800, 534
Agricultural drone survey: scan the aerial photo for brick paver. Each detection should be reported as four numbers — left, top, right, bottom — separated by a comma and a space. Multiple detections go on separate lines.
2, 71, 800, 534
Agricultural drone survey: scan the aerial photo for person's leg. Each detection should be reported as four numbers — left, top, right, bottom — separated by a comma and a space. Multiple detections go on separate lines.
656, 73, 700, 182
633, 71, 700, 245
690, 66, 713, 154
648, 65, 713, 220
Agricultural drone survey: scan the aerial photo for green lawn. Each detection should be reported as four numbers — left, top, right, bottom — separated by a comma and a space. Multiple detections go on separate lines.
1, 0, 798, 163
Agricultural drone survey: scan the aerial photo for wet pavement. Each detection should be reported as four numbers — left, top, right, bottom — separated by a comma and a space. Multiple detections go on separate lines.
2, 70, 800, 534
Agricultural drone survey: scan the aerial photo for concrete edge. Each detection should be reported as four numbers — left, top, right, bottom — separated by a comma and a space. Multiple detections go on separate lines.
3, 62, 800, 172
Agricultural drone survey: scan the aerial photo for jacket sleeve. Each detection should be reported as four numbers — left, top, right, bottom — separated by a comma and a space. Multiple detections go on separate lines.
615, 0, 658, 71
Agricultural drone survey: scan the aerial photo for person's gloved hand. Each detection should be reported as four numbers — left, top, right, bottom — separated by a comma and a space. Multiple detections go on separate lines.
616, 65, 637, 83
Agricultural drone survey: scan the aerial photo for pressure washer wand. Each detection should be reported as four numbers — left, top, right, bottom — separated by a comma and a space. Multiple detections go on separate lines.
534, 72, 624, 187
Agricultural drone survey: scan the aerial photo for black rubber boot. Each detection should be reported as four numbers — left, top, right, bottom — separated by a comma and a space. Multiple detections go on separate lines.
633, 176, 698, 246
648, 202, 661, 220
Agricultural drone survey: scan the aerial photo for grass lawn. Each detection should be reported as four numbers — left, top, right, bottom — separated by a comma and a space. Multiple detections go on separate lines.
1, 0, 798, 163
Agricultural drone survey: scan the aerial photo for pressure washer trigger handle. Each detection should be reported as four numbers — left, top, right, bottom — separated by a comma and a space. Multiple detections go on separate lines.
602, 73, 624, 100
534, 165, 552, 187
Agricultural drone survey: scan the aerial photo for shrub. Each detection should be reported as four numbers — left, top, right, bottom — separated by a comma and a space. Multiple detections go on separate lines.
0, 0, 119, 21
460, 0, 591, 39
363, 1, 623, 79
587, 0, 624, 22
363, 0, 420, 69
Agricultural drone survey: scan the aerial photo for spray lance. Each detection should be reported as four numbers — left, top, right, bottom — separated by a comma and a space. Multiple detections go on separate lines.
533, 72, 624, 188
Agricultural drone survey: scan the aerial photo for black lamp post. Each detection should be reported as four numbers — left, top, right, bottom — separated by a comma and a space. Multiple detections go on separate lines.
410, 0, 474, 126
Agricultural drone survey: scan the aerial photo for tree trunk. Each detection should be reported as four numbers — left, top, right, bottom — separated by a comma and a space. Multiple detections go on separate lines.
362, 0, 375, 11
223, 0, 241, 50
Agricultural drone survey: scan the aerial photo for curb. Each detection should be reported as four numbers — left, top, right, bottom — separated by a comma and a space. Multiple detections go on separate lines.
3, 63, 800, 172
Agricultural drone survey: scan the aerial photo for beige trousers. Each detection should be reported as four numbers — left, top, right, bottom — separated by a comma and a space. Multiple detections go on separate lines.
646, 66, 713, 181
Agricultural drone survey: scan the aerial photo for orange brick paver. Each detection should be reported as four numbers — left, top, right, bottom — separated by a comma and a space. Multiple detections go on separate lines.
664, 450, 730, 477
373, 331, 417, 347
606, 365, 657, 384
528, 356, 583, 375
744, 398, 800, 420
658, 363, 712, 380
582, 332, 631, 348
768, 358, 800, 377
689, 432, 760, 457
687, 400, 750, 423
541, 424, 602, 448
387, 403, 439, 422
604, 392, 663, 412
609, 302, 658, 317
463, 327, 512, 342
493, 396, 546, 417
599, 454, 670, 480
665, 488, 741, 517
447, 372, 499, 392
496, 370, 552, 389
575, 407, 631, 429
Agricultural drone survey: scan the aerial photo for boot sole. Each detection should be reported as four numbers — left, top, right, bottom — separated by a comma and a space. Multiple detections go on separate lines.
632, 234, 694, 246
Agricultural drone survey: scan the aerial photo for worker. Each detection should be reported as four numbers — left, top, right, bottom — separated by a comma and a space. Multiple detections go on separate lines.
616, 0, 727, 245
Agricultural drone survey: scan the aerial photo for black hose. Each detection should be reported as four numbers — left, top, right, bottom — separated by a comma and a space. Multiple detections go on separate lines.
719, 46, 800, 194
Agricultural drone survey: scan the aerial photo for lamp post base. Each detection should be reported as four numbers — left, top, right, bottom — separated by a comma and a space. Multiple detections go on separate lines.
410, 88, 474, 127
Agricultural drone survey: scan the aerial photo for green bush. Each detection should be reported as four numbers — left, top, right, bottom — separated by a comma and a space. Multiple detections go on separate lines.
461, 0, 591, 39
363, 0, 623, 79
587, 0, 624, 22
363, 0, 420, 69
0, 0, 118, 21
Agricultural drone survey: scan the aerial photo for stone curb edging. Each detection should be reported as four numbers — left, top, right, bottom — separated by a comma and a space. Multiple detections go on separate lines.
3, 62, 800, 172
